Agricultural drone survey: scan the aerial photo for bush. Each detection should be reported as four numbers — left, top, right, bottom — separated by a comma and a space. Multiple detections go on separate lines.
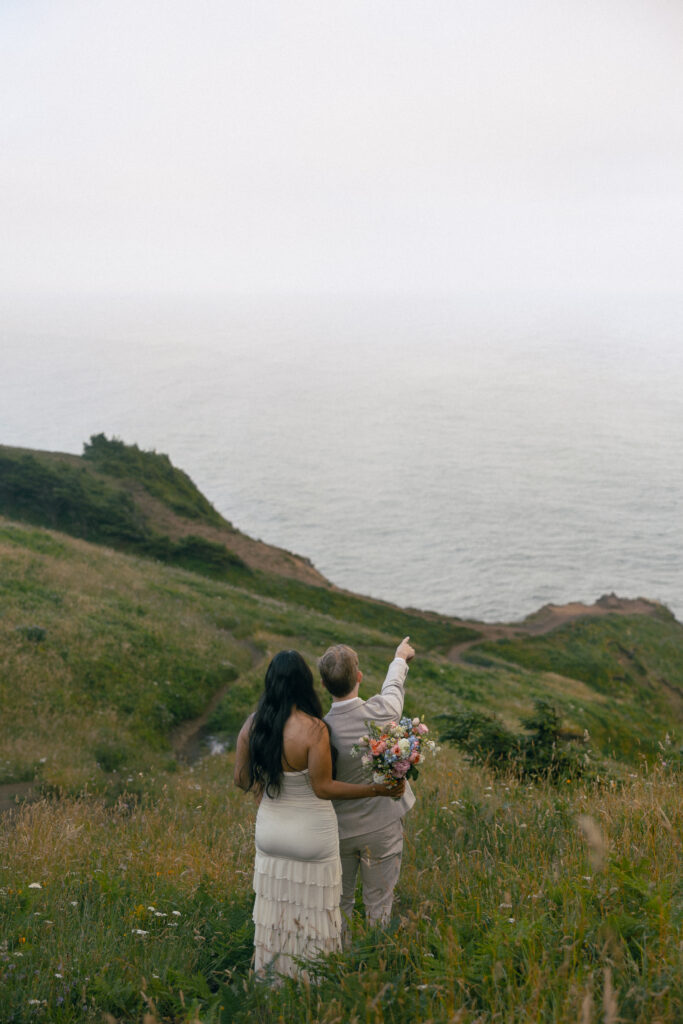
440, 697, 593, 780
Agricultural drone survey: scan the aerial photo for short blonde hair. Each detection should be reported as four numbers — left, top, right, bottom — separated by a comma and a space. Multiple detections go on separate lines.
318, 644, 358, 698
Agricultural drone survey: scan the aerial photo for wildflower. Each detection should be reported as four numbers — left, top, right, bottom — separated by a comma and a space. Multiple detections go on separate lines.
132, 929, 149, 936
171, 910, 181, 916
28, 883, 42, 890
507, 917, 515, 923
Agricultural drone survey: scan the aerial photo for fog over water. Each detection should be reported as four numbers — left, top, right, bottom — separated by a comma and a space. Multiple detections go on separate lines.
2, 291, 682, 622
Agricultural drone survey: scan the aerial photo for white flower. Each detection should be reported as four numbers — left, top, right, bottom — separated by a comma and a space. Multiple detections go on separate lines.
154, 912, 167, 917
28, 882, 42, 889
397, 738, 410, 755
171, 910, 181, 916
412, 717, 420, 726
132, 929, 149, 936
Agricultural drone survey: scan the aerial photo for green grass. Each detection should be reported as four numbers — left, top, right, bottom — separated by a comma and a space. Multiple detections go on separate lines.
477, 617, 683, 760
0, 755, 680, 1023
0, 448, 248, 580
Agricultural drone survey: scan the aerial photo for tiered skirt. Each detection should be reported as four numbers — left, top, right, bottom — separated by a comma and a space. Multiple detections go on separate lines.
252, 771, 342, 980
252, 850, 342, 978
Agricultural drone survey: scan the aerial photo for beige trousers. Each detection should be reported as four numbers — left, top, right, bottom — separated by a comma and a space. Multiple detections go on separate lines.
338, 819, 403, 942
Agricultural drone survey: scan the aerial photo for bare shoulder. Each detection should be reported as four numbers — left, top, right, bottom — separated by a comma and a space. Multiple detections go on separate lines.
291, 711, 328, 741
237, 712, 255, 740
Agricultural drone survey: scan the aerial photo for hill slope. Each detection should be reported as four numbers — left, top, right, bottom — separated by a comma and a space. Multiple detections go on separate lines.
0, 437, 681, 795
0, 440, 681, 1024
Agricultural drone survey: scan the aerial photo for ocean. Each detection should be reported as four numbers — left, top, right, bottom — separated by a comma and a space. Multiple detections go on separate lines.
2, 290, 682, 622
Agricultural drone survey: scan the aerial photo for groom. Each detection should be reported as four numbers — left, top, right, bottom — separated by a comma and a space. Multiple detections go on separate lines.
319, 636, 416, 939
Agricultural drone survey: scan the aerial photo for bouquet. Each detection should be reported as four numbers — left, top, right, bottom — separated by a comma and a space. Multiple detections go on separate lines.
352, 716, 438, 784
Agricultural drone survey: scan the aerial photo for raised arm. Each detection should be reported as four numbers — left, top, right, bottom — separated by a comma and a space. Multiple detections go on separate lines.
307, 721, 404, 801
233, 713, 255, 791
364, 636, 415, 719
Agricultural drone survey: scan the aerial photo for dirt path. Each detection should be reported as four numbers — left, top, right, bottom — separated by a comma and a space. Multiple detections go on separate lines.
447, 594, 666, 664
171, 640, 266, 762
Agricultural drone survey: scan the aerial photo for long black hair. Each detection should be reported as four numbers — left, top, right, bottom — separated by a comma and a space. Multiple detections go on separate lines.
248, 649, 329, 798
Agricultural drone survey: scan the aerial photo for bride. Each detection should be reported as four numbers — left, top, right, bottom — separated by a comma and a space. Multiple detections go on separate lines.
234, 649, 404, 981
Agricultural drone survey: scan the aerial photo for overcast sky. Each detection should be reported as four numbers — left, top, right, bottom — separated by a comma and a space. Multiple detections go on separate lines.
2, 0, 683, 297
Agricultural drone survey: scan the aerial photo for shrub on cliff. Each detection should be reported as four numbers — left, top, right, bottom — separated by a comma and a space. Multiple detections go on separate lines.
440, 697, 593, 780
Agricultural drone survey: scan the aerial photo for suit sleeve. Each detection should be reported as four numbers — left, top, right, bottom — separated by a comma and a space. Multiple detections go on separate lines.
363, 657, 409, 721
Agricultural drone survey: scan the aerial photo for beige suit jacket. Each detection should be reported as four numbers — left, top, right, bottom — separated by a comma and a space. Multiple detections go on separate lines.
324, 657, 416, 839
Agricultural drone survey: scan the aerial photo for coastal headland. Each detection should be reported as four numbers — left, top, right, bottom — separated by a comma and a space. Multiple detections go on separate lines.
0, 437, 680, 1022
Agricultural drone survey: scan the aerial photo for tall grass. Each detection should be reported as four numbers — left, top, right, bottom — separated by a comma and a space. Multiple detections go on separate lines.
1, 750, 680, 1023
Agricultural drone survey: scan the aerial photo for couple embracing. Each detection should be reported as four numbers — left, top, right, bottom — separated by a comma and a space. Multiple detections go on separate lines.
234, 637, 416, 981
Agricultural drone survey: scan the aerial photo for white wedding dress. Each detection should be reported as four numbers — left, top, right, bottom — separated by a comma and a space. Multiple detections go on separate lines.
252, 768, 342, 980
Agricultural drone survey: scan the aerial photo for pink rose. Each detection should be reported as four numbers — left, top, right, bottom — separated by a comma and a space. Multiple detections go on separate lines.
392, 760, 411, 778
416, 723, 429, 735
409, 750, 420, 764
391, 743, 402, 757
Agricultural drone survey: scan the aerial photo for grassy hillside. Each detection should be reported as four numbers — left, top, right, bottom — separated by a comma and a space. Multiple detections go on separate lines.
0, 443, 681, 1022
475, 615, 683, 762
82, 433, 226, 526
2, 512, 680, 793
0, 437, 331, 587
